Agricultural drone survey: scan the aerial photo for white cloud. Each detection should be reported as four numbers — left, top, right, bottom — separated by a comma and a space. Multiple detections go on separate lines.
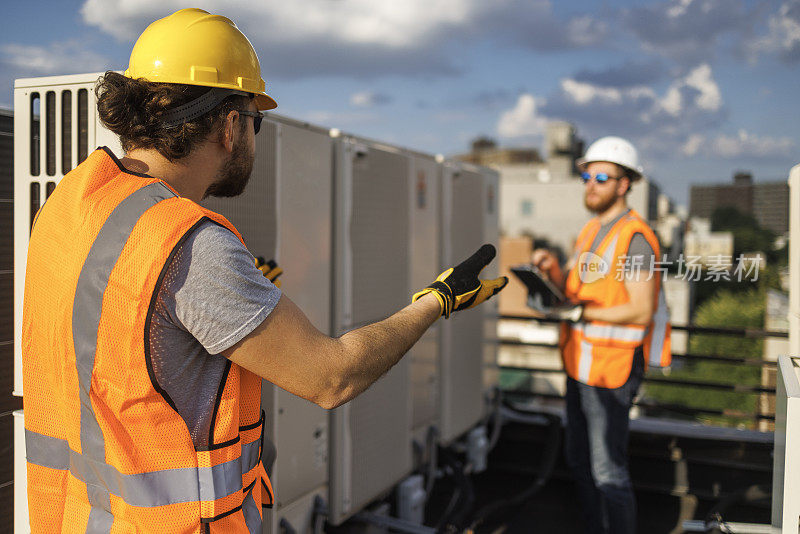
563, 15, 607, 48
656, 64, 721, 116
561, 79, 623, 105
533, 63, 728, 161
746, 1, 800, 63
681, 134, 705, 156
683, 64, 721, 111
660, 86, 683, 116
678, 130, 795, 158
350, 91, 392, 107
559, 78, 659, 109
666, 0, 694, 18
79, 0, 472, 45
78, 1, 608, 78
496, 94, 546, 138
0, 41, 109, 74
710, 129, 795, 158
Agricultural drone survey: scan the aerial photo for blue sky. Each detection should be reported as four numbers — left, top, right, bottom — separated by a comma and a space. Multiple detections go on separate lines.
2, 0, 798, 206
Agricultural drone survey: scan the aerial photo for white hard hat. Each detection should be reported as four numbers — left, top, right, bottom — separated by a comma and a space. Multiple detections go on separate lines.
577, 136, 643, 180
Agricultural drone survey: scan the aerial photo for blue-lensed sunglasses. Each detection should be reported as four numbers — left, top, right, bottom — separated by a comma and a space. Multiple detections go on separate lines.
581, 171, 619, 184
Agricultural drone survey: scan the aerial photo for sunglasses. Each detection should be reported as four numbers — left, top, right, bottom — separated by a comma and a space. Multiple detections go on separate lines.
236, 110, 264, 134
580, 171, 621, 184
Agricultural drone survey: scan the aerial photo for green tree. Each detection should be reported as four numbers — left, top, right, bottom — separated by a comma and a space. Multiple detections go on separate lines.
691, 206, 783, 310
643, 288, 764, 428
710, 206, 776, 260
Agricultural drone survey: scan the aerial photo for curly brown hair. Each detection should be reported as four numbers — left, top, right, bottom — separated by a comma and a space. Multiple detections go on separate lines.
95, 71, 250, 161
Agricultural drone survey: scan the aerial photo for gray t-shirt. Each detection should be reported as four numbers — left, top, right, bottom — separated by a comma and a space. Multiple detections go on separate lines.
148, 220, 282, 448
588, 209, 656, 271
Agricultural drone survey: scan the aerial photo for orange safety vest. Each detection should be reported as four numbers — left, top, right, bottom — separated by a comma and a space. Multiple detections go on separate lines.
22, 147, 274, 533
560, 209, 671, 388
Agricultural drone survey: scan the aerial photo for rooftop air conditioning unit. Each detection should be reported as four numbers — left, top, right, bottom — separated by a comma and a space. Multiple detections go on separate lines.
328, 135, 414, 525
438, 161, 500, 444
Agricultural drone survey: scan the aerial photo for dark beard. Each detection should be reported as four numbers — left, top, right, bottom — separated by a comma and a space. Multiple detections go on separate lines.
585, 191, 618, 214
205, 138, 253, 198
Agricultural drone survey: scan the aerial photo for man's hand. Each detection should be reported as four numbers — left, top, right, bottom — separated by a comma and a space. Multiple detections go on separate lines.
531, 248, 557, 276
531, 248, 565, 291
549, 303, 583, 322
412, 244, 508, 318
255, 257, 283, 288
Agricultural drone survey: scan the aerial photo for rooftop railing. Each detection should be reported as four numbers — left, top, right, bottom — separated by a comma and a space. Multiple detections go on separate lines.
496, 315, 787, 426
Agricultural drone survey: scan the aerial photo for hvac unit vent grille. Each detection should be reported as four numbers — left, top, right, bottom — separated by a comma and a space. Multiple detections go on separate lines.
349, 148, 410, 325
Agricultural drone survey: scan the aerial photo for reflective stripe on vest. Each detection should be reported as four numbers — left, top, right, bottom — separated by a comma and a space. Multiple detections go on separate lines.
648, 290, 670, 367
600, 235, 619, 275
72, 182, 176, 530
25, 429, 263, 506
578, 339, 593, 383
242, 484, 262, 534
573, 321, 646, 344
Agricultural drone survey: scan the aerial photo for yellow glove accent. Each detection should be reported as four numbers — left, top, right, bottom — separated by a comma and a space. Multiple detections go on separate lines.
255, 257, 283, 288
412, 245, 508, 319
412, 286, 448, 317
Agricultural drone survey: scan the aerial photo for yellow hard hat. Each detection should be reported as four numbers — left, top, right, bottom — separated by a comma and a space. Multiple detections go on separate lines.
125, 8, 277, 111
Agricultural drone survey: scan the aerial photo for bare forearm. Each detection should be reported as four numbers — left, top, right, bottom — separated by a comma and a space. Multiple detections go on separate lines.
330, 293, 441, 407
551, 268, 566, 292
582, 302, 652, 325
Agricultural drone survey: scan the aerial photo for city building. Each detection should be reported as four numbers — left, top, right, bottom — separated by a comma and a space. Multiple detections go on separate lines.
457, 121, 678, 258
683, 217, 735, 267
656, 194, 687, 262
690, 172, 789, 235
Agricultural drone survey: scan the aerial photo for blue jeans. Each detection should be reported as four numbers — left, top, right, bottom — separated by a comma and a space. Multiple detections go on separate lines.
565, 349, 644, 534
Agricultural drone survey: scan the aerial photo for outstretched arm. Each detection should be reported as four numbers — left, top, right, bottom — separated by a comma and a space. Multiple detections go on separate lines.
224, 244, 507, 409
224, 292, 441, 409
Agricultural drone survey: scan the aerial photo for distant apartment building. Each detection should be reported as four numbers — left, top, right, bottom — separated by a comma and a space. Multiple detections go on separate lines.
690, 172, 789, 235
683, 217, 734, 266
458, 121, 672, 257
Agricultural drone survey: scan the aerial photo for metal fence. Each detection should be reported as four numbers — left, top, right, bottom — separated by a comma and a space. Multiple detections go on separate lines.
497, 315, 787, 424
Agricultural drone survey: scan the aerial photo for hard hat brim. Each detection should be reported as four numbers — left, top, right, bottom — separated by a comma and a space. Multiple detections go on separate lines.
255, 93, 278, 111
576, 157, 643, 180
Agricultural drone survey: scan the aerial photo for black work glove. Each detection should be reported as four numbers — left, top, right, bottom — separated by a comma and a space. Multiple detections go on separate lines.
255, 257, 283, 288
412, 244, 508, 319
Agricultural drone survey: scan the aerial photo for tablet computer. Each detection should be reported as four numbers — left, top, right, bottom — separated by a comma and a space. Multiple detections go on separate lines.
510, 264, 566, 308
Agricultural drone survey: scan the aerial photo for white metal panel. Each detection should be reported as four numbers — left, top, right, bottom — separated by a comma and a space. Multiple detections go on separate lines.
789, 165, 800, 357
271, 119, 332, 505
329, 137, 413, 525
408, 153, 440, 433
482, 170, 500, 393
438, 163, 488, 443
264, 485, 327, 534
773, 355, 800, 532
14, 410, 29, 534
273, 118, 334, 332
14, 72, 106, 89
